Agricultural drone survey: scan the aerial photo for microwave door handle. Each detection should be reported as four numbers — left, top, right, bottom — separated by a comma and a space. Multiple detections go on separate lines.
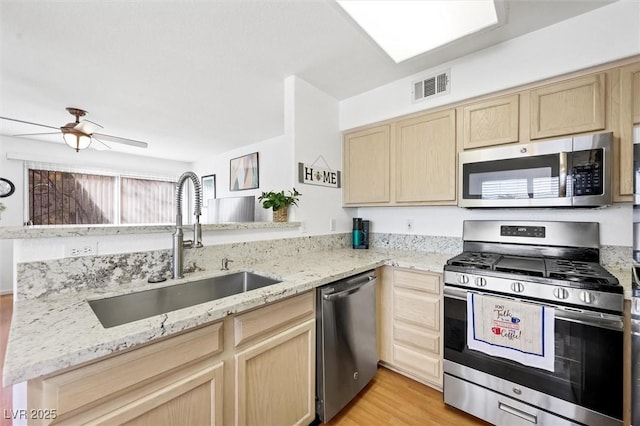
559, 151, 568, 197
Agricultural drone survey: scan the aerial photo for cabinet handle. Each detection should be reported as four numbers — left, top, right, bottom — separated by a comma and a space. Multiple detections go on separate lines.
323, 279, 375, 301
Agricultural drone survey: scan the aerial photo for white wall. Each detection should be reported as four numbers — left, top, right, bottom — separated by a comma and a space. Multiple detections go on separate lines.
0, 135, 193, 293
340, 0, 640, 130
193, 134, 292, 223
193, 76, 355, 235
289, 76, 356, 235
341, 0, 639, 248
358, 204, 631, 246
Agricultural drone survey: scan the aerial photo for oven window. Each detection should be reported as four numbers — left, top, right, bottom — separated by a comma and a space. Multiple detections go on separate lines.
463, 154, 560, 200
444, 296, 623, 420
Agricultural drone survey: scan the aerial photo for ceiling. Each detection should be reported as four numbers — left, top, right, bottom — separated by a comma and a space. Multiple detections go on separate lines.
0, 0, 615, 162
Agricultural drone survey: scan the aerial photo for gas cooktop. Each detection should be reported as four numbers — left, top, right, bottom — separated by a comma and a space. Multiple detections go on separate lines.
443, 220, 623, 313
447, 251, 621, 292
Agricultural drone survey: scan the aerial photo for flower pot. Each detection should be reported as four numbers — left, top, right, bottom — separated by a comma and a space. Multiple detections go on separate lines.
273, 207, 288, 222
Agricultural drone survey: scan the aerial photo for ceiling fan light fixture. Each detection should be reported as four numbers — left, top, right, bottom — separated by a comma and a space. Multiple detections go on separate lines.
63, 132, 92, 152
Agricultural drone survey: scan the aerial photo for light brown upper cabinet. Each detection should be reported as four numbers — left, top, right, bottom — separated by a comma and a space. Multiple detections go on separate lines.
343, 124, 390, 204
630, 64, 640, 125
395, 109, 456, 203
530, 73, 606, 139
617, 62, 640, 198
462, 94, 519, 149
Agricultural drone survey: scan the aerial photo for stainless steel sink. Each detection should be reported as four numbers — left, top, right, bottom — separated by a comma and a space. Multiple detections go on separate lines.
88, 271, 281, 328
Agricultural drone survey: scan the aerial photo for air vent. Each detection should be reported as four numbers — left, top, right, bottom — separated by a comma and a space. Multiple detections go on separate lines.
412, 69, 450, 102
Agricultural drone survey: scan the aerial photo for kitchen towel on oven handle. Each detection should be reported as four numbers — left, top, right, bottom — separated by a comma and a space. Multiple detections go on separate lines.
467, 292, 555, 372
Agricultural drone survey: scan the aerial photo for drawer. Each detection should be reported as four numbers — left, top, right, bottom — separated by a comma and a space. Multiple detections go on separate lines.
393, 343, 441, 385
393, 322, 440, 355
40, 322, 223, 416
234, 291, 314, 347
393, 269, 441, 295
393, 288, 440, 331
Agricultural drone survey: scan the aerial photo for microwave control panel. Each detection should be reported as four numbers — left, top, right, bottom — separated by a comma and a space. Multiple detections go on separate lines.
571, 149, 603, 196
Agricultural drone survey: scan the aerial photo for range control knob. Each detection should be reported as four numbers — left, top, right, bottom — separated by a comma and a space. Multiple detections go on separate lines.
475, 277, 487, 287
511, 282, 524, 293
579, 291, 595, 304
553, 287, 569, 300
458, 274, 469, 284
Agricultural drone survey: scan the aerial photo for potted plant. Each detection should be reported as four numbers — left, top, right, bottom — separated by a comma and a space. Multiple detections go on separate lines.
258, 188, 301, 222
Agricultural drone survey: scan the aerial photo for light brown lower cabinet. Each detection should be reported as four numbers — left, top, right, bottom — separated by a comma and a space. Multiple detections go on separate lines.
26, 291, 315, 426
235, 320, 315, 426
377, 266, 443, 389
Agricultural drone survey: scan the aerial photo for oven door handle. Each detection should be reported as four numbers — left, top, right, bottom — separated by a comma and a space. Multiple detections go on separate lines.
444, 286, 624, 331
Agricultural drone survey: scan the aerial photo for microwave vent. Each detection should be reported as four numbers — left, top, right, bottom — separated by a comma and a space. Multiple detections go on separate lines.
412, 69, 450, 102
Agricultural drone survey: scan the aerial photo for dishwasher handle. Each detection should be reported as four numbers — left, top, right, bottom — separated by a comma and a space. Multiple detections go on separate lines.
322, 275, 375, 301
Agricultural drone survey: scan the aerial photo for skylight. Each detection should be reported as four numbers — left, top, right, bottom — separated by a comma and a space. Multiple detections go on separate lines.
337, 0, 499, 63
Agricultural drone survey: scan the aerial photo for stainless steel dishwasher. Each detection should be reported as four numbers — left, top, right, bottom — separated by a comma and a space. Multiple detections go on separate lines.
316, 270, 377, 423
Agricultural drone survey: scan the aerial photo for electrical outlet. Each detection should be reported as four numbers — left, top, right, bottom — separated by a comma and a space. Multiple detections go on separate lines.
66, 242, 97, 257
329, 218, 336, 231
406, 219, 414, 232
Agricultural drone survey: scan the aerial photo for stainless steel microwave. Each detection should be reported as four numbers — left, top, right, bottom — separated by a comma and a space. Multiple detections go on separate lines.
458, 132, 612, 208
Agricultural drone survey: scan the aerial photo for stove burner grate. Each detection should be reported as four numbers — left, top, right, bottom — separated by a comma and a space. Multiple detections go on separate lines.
446, 252, 619, 287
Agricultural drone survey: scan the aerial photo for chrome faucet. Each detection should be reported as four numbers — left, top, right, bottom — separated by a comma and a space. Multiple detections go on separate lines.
172, 171, 203, 279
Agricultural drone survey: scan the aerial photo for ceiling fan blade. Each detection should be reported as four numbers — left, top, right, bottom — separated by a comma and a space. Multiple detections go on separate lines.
12, 131, 62, 137
91, 137, 112, 150
0, 116, 60, 130
92, 133, 148, 148
75, 119, 103, 134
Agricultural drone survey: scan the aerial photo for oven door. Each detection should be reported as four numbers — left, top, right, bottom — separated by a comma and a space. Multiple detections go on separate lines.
458, 138, 573, 208
444, 286, 623, 425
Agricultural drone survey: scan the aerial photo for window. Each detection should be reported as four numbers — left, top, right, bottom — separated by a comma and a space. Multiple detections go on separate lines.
28, 168, 176, 225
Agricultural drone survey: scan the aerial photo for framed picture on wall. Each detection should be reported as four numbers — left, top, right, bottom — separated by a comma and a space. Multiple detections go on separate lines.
229, 152, 259, 191
202, 174, 216, 204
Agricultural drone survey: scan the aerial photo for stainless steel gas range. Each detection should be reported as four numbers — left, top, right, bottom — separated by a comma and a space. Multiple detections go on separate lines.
443, 220, 624, 426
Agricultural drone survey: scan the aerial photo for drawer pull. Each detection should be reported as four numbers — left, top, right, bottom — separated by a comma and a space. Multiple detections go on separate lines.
498, 402, 537, 424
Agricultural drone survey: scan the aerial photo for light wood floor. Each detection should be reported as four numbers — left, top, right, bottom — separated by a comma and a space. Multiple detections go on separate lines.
325, 367, 490, 426
1, 294, 12, 426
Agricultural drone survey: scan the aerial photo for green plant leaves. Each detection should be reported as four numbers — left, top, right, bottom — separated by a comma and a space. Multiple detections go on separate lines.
258, 188, 301, 211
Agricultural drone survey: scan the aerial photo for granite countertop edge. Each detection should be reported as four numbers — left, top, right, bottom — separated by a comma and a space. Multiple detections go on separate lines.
0, 221, 302, 239
4, 249, 631, 386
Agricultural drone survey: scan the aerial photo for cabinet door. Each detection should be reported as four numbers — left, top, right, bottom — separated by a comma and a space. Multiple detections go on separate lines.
235, 319, 315, 426
395, 109, 456, 203
618, 62, 640, 198
54, 360, 224, 426
118, 362, 223, 426
343, 125, 390, 204
462, 94, 519, 149
530, 73, 605, 139
388, 268, 444, 388
377, 266, 393, 363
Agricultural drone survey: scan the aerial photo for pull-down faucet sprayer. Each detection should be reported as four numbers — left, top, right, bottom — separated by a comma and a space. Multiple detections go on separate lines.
173, 171, 203, 279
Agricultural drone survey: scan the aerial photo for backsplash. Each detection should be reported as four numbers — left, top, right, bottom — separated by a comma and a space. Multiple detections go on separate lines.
16, 233, 351, 300
370, 232, 462, 254
15, 231, 630, 300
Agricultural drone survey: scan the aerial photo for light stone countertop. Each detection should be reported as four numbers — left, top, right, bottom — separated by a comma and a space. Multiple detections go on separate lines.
3, 248, 451, 386
4, 248, 630, 387
0, 221, 301, 239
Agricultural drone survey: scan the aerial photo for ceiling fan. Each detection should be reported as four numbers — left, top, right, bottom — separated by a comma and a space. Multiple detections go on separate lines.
0, 107, 149, 152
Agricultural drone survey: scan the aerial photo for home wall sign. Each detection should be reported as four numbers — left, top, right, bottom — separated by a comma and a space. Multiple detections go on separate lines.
298, 155, 341, 188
